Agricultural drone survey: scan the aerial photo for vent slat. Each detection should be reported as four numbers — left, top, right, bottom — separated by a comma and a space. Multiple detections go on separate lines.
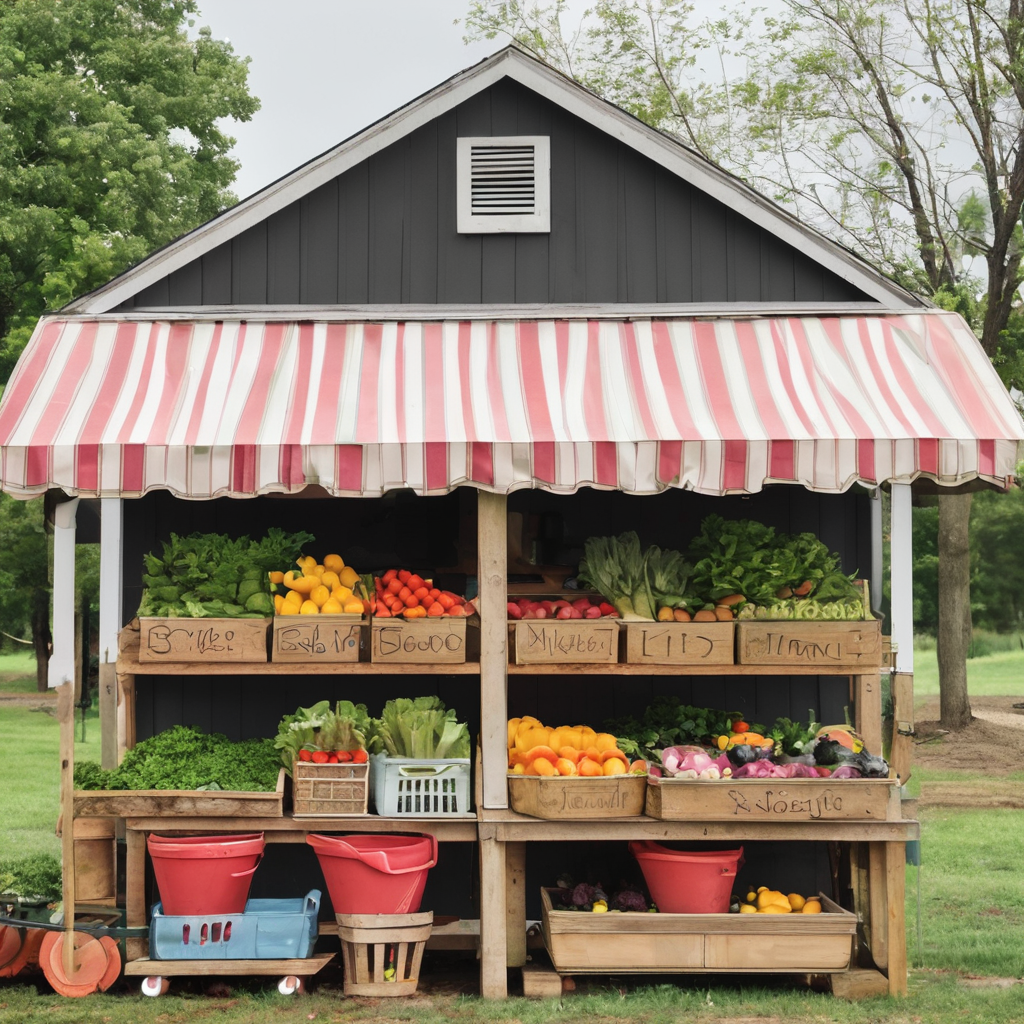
470, 142, 536, 216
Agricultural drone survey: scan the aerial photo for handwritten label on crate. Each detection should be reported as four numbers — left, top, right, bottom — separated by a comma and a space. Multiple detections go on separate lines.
623, 622, 733, 665
508, 775, 646, 818
735, 621, 881, 666
272, 616, 362, 663
646, 777, 896, 821
513, 620, 619, 663
371, 618, 468, 664
138, 617, 269, 663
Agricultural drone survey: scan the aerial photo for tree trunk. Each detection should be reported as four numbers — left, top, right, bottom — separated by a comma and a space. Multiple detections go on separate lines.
32, 585, 51, 693
937, 492, 973, 730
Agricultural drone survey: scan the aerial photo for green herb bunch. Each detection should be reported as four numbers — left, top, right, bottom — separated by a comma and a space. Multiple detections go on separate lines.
73, 725, 280, 792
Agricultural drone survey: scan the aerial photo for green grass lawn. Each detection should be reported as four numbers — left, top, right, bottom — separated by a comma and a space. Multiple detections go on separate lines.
0, 649, 39, 693
904, 644, 1024, 698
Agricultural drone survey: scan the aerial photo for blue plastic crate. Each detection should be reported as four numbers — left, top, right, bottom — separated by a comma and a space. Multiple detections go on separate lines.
150, 890, 320, 960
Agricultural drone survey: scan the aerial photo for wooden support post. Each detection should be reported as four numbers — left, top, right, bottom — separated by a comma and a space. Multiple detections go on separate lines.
854, 672, 883, 761
477, 490, 508, 810
505, 841, 527, 968
886, 841, 908, 996
479, 833, 507, 998
867, 843, 888, 970
58, 682, 76, 978
890, 672, 915, 785
125, 828, 148, 962
890, 483, 914, 674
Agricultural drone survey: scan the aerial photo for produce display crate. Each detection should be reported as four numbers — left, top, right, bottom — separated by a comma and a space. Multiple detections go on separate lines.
510, 618, 620, 664
540, 888, 856, 974
271, 614, 364, 663
291, 761, 369, 817
137, 617, 271, 664
735, 619, 882, 667
507, 773, 645, 819
150, 890, 321, 960
645, 774, 900, 822
370, 616, 474, 665
369, 754, 473, 817
622, 621, 734, 666
73, 768, 286, 818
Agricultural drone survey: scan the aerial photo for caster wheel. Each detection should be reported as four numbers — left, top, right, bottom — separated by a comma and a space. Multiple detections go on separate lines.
278, 975, 305, 995
141, 976, 170, 997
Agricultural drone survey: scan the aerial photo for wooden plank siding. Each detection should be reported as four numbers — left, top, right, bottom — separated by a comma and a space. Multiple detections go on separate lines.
115, 79, 867, 310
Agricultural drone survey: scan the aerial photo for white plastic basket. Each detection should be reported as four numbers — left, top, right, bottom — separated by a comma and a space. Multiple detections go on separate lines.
369, 753, 473, 817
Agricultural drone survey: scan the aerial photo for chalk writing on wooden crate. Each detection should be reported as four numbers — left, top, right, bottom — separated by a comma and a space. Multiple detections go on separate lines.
273, 619, 362, 662
139, 617, 269, 663
514, 621, 619, 663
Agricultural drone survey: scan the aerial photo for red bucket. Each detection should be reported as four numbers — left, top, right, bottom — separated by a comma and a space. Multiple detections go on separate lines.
307, 833, 437, 915
147, 833, 265, 916
629, 842, 744, 914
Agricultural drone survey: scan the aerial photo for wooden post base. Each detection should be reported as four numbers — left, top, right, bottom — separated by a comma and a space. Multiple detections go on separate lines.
830, 968, 891, 1000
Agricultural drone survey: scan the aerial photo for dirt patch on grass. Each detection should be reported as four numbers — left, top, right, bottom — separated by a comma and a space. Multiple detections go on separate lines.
913, 696, 1024, 773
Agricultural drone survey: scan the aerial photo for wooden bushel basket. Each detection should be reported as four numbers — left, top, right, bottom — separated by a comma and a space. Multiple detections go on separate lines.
336, 911, 433, 996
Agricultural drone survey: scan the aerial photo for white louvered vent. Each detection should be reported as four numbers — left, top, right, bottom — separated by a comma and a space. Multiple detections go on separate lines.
457, 136, 550, 233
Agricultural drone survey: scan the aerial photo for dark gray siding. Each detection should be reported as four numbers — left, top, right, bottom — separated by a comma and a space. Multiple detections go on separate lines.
120, 78, 868, 309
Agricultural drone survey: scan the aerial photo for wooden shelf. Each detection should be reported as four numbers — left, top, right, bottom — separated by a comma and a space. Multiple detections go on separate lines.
124, 952, 335, 978
124, 814, 479, 841
508, 661, 878, 675
477, 808, 919, 843
119, 658, 480, 675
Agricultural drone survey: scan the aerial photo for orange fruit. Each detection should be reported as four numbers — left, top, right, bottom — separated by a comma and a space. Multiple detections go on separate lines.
531, 757, 557, 776
524, 745, 558, 765
600, 749, 629, 765
554, 758, 578, 776
582, 747, 602, 762
602, 757, 627, 775
577, 757, 603, 777
593, 732, 618, 753
299, 600, 319, 615
557, 746, 582, 764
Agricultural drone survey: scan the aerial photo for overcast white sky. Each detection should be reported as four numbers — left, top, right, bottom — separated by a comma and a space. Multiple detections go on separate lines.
195, 0, 504, 200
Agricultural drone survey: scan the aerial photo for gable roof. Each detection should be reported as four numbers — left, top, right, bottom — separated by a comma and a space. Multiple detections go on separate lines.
64, 45, 925, 315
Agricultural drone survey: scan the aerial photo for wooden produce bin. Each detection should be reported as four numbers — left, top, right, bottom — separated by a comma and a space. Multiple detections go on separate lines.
371, 616, 472, 664
137, 617, 271, 664
735, 620, 882, 668
73, 768, 286, 818
67, 817, 117, 904
646, 775, 900, 822
541, 888, 856, 974
271, 614, 363, 662
622, 621, 734, 665
510, 618, 619, 664
508, 774, 646, 818
291, 761, 369, 816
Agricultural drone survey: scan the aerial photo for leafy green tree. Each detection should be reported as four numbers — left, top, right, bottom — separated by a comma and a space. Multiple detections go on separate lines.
0, 0, 260, 377
466, 0, 1024, 729
0, 493, 49, 689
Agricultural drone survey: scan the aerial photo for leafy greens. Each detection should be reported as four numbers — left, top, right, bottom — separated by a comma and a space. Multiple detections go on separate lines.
367, 696, 471, 760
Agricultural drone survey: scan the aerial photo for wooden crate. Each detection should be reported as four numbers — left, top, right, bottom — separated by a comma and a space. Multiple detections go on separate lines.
72, 817, 116, 903
371, 616, 471, 664
507, 773, 645, 819
271, 614, 364, 663
73, 768, 286, 818
138, 617, 270, 663
645, 774, 900, 822
291, 761, 369, 816
622, 621, 734, 665
511, 619, 619, 664
735, 620, 882, 667
541, 888, 856, 974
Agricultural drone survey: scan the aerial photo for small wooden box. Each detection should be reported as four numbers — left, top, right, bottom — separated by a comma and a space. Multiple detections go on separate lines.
272, 614, 363, 663
541, 888, 856, 974
645, 775, 899, 822
370, 616, 471, 664
623, 621, 734, 665
138, 617, 270, 663
292, 761, 369, 816
507, 773, 646, 819
72, 817, 117, 903
511, 619, 619, 664
735, 620, 882, 667
73, 768, 286, 818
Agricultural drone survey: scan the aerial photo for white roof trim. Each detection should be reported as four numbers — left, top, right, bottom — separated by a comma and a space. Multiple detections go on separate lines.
66, 47, 924, 314
53, 301, 911, 322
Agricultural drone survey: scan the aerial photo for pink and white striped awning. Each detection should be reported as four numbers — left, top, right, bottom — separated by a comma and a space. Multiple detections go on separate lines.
0, 312, 1021, 499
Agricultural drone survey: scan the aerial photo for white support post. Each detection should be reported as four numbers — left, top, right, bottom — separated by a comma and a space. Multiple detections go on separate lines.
870, 488, 884, 616
48, 498, 80, 689
99, 497, 123, 768
889, 483, 914, 673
